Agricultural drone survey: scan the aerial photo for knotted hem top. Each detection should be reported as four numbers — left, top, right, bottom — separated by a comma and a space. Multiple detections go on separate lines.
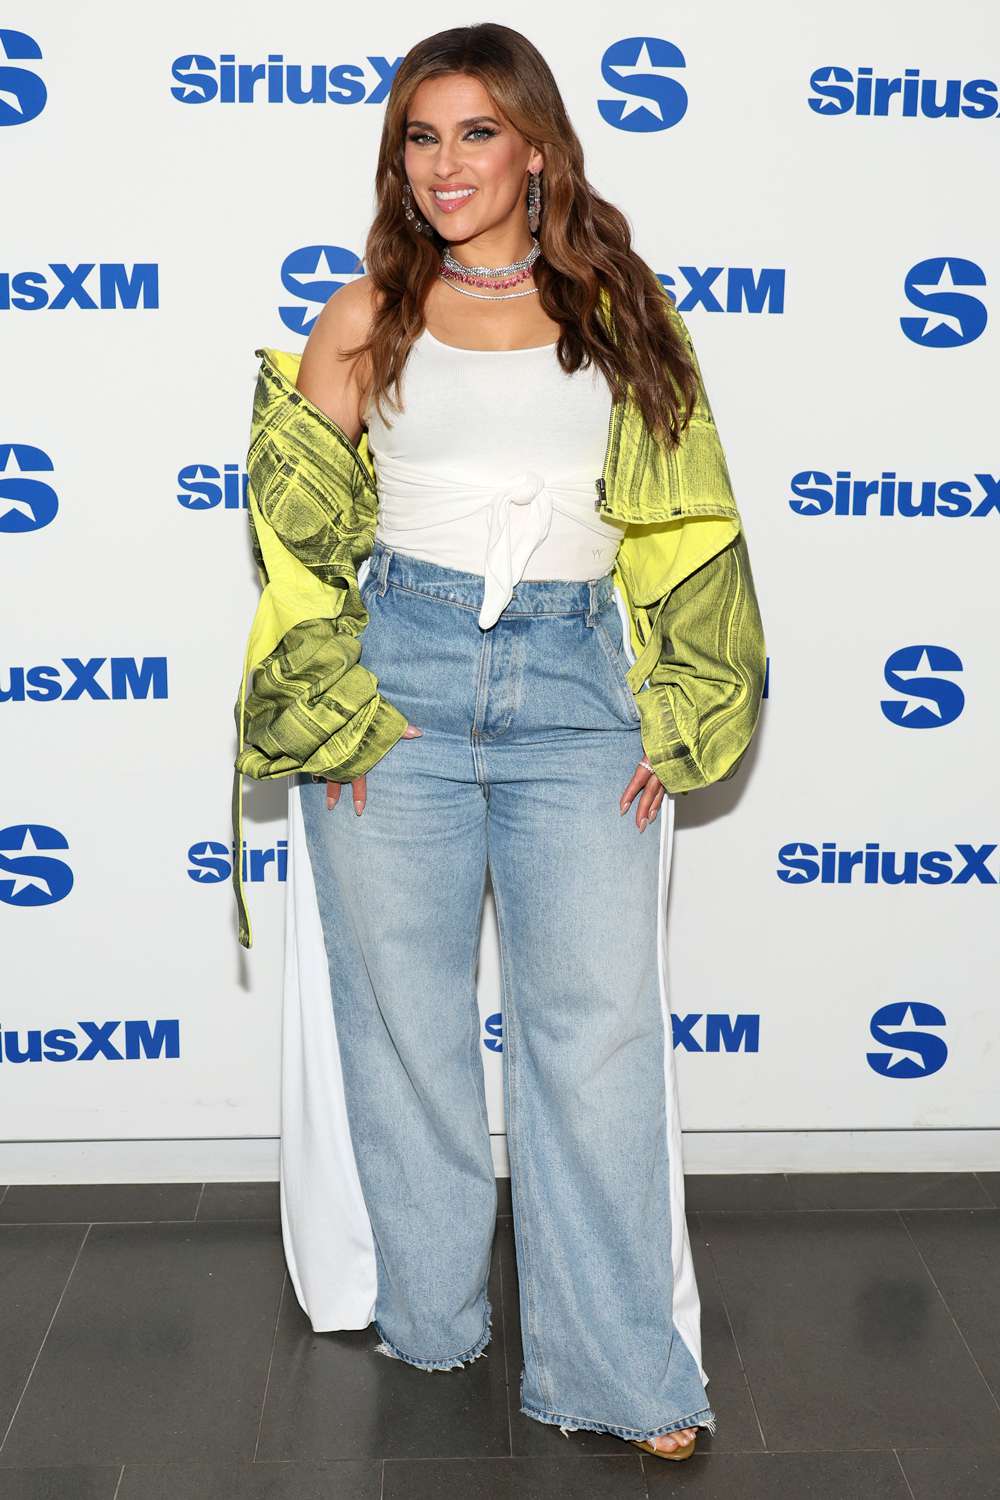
373, 454, 625, 628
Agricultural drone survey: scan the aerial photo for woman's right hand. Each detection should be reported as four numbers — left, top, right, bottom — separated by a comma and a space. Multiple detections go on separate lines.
325, 723, 423, 814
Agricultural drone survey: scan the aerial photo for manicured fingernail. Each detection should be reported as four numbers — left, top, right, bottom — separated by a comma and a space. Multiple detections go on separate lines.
639, 817, 648, 832
619, 800, 628, 815
354, 802, 363, 816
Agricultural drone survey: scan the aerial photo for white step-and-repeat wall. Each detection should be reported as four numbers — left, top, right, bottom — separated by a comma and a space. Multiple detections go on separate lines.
3, 3, 998, 1179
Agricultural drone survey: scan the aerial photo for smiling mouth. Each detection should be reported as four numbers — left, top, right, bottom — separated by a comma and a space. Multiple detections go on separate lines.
431, 187, 478, 208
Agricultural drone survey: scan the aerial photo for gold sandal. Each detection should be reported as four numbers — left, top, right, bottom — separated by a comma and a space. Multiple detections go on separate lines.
631, 1431, 697, 1461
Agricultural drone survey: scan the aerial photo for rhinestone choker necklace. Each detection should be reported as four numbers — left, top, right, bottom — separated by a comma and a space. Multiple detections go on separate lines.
439, 239, 541, 299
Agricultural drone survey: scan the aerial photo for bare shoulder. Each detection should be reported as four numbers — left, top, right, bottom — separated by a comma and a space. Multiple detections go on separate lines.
307, 275, 381, 354
296, 276, 382, 439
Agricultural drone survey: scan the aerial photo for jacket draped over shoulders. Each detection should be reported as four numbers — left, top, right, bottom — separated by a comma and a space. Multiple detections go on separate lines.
231, 288, 766, 947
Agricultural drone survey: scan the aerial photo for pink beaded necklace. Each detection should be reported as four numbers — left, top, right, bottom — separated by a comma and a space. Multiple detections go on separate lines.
439, 238, 542, 300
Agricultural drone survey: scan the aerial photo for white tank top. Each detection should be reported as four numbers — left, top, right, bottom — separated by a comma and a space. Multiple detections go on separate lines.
363, 327, 625, 629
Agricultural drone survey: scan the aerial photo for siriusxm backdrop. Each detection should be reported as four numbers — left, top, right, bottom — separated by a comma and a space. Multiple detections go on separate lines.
3, 3, 999, 1183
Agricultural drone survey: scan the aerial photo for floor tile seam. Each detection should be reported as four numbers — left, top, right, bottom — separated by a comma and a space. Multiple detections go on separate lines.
6, 1447, 986, 1470
973, 1171, 1000, 1207
895, 1207, 1000, 1423
891, 1447, 919, 1500
0, 1461, 130, 1475
89, 1458, 388, 1472
0, 1215, 282, 1226
0, 1222, 92, 1457
0, 1446, 989, 1470
379, 1453, 644, 1464
691, 1210, 768, 1452
251, 1269, 289, 1465
694, 1204, 1000, 1215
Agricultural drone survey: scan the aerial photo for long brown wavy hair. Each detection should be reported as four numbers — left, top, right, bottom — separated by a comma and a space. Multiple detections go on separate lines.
345, 22, 700, 448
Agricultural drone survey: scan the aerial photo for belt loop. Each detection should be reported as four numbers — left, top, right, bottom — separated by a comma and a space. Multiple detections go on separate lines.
378, 544, 392, 595
586, 578, 598, 627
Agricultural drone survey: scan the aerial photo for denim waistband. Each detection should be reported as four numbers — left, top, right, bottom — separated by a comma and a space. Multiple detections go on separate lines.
366, 538, 617, 620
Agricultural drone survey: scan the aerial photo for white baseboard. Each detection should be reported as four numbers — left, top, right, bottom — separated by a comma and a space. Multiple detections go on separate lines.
681, 1129, 1000, 1174
0, 1130, 998, 1185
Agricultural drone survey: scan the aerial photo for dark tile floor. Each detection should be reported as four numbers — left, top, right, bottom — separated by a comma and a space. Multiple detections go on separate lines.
0, 1172, 999, 1498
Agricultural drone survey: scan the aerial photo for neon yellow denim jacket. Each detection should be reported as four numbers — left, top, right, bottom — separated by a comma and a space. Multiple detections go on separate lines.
232, 287, 766, 947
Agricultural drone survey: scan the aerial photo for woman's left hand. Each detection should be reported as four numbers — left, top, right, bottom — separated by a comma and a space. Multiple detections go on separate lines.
620, 755, 666, 831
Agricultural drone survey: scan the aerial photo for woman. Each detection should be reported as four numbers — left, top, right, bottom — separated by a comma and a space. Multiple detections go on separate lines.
232, 23, 765, 1462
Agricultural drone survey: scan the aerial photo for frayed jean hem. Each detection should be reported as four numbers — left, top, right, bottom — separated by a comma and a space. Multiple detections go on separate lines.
521, 1397, 717, 1443
372, 1299, 493, 1371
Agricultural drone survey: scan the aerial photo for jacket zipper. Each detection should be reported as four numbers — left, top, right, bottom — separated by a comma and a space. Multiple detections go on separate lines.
594, 383, 619, 514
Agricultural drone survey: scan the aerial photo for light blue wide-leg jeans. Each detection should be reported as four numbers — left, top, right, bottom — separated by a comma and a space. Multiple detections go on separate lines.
297, 537, 716, 1444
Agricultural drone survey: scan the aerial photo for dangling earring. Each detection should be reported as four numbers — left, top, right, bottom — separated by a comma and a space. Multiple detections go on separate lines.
402, 182, 433, 237
527, 170, 542, 233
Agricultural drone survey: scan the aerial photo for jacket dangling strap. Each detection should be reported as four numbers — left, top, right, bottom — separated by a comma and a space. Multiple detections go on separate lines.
231, 640, 254, 950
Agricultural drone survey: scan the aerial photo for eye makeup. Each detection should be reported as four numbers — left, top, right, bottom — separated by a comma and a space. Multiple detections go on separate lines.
406, 125, 499, 145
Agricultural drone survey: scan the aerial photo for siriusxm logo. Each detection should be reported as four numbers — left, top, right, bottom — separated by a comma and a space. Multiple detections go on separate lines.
188, 839, 288, 885
1, 658, 168, 703
481, 1010, 757, 1053
598, 36, 687, 132
778, 842, 998, 885
867, 1003, 947, 1080
809, 65, 998, 120
0, 263, 159, 312
278, 245, 366, 336
881, 645, 964, 729
789, 469, 1000, 518
0, 444, 58, 532
171, 52, 401, 106
901, 257, 987, 347
0, 825, 73, 906
1, 1020, 180, 1064
657, 268, 785, 316
0, 28, 46, 127
178, 463, 248, 511
484, 1013, 502, 1053
673, 1014, 759, 1052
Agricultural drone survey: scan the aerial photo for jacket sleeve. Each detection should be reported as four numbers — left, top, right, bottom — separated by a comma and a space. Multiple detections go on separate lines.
237, 617, 409, 785
633, 303, 767, 794
234, 370, 408, 787
634, 525, 766, 794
